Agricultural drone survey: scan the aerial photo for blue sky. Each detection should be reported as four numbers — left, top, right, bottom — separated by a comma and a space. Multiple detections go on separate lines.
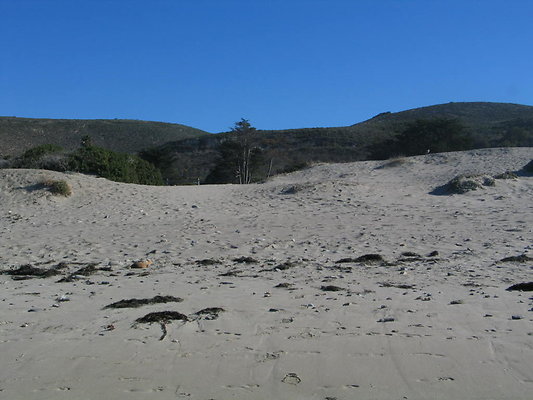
1, 0, 532, 133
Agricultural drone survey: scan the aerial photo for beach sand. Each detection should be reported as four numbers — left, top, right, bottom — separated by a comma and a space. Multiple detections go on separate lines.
1, 147, 532, 399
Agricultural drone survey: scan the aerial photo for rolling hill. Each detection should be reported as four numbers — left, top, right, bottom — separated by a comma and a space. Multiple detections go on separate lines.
142, 102, 533, 184
1, 102, 532, 185
0, 117, 208, 156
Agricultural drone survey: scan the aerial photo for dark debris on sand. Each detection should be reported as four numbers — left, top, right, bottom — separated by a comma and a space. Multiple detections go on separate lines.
233, 256, 259, 264
104, 295, 183, 309
194, 307, 225, 320
4, 263, 66, 279
57, 263, 107, 282
196, 258, 221, 266
135, 311, 189, 341
219, 269, 243, 277
378, 282, 416, 290
261, 261, 300, 272
336, 254, 384, 264
500, 254, 533, 263
135, 311, 189, 324
506, 282, 533, 292
320, 285, 345, 292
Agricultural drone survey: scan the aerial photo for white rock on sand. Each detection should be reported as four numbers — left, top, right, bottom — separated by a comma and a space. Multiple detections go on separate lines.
0, 147, 532, 400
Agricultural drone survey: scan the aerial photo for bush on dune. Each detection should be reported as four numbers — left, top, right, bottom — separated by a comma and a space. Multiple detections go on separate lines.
6, 140, 164, 185
41, 178, 72, 197
67, 143, 164, 185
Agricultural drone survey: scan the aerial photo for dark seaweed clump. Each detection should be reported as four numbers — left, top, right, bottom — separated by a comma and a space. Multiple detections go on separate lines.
194, 307, 225, 320
233, 256, 258, 264
500, 254, 533, 263
105, 295, 183, 309
135, 311, 189, 324
4, 264, 64, 279
336, 254, 384, 264
58, 263, 105, 282
506, 282, 533, 292
320, 285, 345, 292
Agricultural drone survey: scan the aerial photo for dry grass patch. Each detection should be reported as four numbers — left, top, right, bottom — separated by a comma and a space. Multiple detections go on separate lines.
380, 156, 409, 169
41, 178, 72, 196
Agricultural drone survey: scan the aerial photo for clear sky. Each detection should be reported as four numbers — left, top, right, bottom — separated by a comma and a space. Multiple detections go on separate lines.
1, 0, 532, 133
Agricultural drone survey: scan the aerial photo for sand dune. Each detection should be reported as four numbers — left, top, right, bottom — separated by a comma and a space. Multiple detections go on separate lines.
1, 147, 532, 399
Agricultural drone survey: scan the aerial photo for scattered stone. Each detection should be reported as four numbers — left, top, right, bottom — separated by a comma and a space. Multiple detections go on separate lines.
377, 317, 395, 323
320, 285, 344, 292
274, 282, 293, 289
262, 261, 299, 272
275, 261, 298, 270
449, 300, 464, 305
427, 250, 439, 257
500, 254, 533, 263
511, 315, 523, 320
281, 185, 306, 195
506, 282, 533, 292
130, 259, 153, 269
282, 373, 301, 385
104, 295, 183, 309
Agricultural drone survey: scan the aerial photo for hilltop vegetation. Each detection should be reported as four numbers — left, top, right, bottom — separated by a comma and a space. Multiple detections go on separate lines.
143, 102, 533, 184
8, 137, 163, 185
0, 117, 208, 156
2, 102, 533, 185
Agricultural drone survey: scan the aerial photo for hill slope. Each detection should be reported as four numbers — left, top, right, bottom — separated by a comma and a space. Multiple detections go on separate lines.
0, 117, 209, 156
143, 102, 533, 184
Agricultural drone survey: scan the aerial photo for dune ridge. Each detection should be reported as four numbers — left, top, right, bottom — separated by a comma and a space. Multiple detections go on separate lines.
0, 147, 532, 399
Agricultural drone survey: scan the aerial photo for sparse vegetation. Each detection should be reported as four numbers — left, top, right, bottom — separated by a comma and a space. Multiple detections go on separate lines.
41, 178, 72, 196
446, 174, 495, 194
379, 156, 408, 168
493, 171, 518, 179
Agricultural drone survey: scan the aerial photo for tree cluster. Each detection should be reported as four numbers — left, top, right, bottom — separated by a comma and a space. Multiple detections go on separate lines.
205, 119, 264, 184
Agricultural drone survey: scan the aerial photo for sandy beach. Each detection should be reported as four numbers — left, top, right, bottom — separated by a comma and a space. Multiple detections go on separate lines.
1, 147, 532, 400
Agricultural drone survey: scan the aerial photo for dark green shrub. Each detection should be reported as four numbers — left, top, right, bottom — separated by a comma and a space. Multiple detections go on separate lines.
67, 144, 164, 185
21, 144, 64, 160
447, 174, 495, 194
12, 144, 65, 169
371, 118, 472, 159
